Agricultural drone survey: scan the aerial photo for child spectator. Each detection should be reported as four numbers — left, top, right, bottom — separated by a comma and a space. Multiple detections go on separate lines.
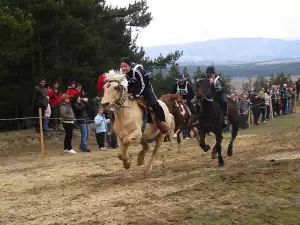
94, 106, 110, 151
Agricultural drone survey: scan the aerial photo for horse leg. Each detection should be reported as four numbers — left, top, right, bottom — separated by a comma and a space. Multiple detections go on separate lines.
211, 145, 217, 159
117, 137, 123, 160
227, 121, 238, 157
121, 130, 142, 169
174, 124, 183, 152
177, 130, 182, 152
137, 140, 150, 166
145, 133, 164, 175
198, 129, 210, 152
191, 126, 200, 142
214, 130, 224, 167
116, 137, 131, 169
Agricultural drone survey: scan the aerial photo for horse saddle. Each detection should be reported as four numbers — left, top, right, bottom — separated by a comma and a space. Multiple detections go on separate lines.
135, 98, 156, 132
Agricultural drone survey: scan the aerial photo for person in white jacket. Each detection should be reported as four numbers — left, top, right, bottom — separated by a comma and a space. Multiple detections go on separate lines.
43, 96, 52, 133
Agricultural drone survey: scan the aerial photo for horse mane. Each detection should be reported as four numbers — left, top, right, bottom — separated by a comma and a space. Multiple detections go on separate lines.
159, 93, 182, 102
105, 69, 128, 91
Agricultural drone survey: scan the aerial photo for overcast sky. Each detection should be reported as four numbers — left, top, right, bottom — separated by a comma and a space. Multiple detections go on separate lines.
106, 0, 300, 47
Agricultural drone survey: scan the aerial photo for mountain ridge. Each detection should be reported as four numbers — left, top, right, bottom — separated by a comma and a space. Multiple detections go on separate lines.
144, 37, 300, 64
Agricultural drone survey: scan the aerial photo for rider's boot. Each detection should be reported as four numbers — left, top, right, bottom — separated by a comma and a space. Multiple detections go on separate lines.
152, 103, 171, 135
156, 120, 171, 134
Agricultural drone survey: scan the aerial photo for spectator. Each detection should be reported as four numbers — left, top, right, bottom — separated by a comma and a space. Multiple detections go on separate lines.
94, 106, 110, 151
60, 94, 77, 154
73, 96, 91, 152
264, 89, 270, 120
32, 78, 48, 132
270, 85, 280, 116
77, 83, 85, 97
91, 96, 102, 119
66, 81, 80, 102
43, 97, 51, 133
296, 78, 300, 100
286, 85, 292, 113
281, 84, 288, 114
291, 84, 297, 112
239, 94, 251, 129
256, 91, 266, 124
47, 81, 62, 131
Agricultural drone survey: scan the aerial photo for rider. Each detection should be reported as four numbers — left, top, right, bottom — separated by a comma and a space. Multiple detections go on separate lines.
171, 74, 195, 108
206, 65, 228, 127
172, 74, 195, 139
120, 57, 171, 135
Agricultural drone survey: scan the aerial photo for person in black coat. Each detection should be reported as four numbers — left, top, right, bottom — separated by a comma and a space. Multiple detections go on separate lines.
72, 96, 91, 152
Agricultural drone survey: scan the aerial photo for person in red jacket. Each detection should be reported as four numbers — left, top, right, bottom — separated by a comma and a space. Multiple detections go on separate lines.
66, 81, 80, 102
47, 81, 63, 131
97, 73, 106, 95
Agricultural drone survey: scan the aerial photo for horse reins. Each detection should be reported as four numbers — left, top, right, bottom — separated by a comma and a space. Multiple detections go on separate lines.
197, 78, 214, 102
105, 80, 130, 108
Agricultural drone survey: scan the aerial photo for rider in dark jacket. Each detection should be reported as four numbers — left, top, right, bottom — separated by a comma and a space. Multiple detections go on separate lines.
206, 66, 228, 126
171, 74, 195, 108
120, 57, 170, 134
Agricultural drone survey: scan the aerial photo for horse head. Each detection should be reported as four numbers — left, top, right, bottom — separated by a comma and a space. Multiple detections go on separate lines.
196, 78, 213, 101
101, 70, 128, 109
159, 93, 182, 114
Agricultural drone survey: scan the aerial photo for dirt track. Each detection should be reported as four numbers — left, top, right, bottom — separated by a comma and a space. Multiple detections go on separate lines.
1, 114, 300, 225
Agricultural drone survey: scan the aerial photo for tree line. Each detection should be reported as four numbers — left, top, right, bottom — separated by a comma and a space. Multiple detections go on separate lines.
241, 73, 294, 93
0, 0, 184, 130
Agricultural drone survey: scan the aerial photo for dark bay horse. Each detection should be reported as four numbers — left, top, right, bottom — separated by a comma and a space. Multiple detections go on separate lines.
160, 93, 199, 151
195, 78, 239, 166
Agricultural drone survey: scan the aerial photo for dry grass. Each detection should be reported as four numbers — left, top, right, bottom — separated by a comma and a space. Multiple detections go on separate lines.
1, 111, 300, 224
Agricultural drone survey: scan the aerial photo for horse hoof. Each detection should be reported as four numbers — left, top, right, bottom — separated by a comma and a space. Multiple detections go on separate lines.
117, 154, 123, 160
200, 144, 211, 152
211, 152, 217, 159
227, 150, 233, 157
123, 160, 131, 169
218, 160, 225, 167
137, 154, 145, 166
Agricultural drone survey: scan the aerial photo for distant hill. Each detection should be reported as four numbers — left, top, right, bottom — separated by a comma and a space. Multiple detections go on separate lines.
145, 37, 300, 63
176, 59, 300, 78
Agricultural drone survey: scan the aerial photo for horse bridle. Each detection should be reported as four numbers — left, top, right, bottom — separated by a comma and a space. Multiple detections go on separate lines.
105, 80, 129, 108
197, 78, 214, 102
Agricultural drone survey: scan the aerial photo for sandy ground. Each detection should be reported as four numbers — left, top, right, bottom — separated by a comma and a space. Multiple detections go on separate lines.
1, 113, 300, 225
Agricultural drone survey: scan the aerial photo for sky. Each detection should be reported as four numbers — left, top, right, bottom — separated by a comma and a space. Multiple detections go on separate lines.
106, 0, 300, 47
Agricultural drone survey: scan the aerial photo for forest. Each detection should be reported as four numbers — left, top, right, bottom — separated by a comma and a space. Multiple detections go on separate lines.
0, 0, 295, 130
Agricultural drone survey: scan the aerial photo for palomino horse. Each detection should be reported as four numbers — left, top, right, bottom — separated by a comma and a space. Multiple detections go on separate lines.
160, 93, 199, 151
101, 70, 175, 174
195, 78, 239, 166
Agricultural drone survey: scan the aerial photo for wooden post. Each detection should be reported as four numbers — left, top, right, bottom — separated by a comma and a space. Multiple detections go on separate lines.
269, 97, 274, 120
39, 108, 45, 158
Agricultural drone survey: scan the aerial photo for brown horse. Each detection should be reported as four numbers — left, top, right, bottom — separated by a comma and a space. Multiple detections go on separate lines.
160, 93, 199, 151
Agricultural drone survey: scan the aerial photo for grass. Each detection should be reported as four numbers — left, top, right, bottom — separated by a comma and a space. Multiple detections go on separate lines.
189, 110, 300, 225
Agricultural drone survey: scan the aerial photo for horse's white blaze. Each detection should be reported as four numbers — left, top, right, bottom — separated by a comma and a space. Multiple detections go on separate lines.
179, 104, 186, 116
